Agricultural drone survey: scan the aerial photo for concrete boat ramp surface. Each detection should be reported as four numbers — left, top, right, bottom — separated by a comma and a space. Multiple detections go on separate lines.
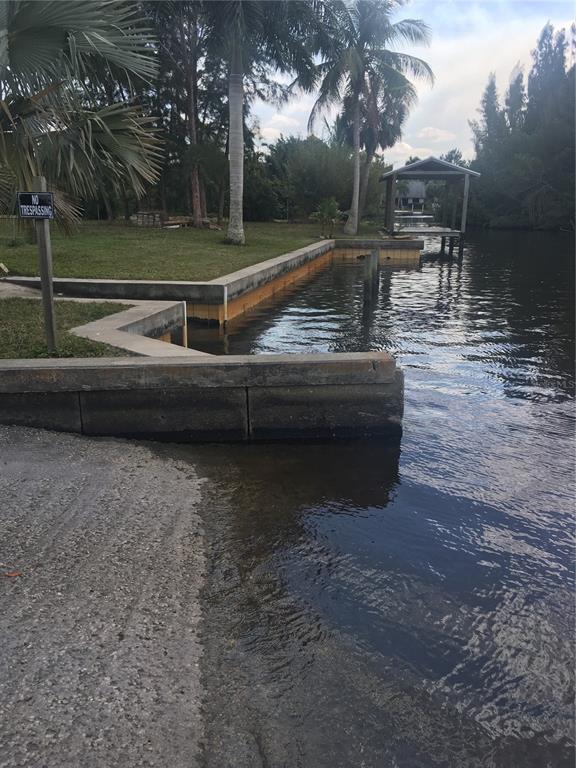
0, 426, 204, 768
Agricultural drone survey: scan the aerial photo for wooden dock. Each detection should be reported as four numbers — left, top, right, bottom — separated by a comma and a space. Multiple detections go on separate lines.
393, 227, 461, 236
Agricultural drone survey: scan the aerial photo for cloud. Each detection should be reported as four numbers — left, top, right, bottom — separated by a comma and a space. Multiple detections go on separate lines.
394, 3, 574, 167
260, 111, 307, 142
260, 126, 282, 142
267, 114, 301, 129
384, 141, 435, 165
282, 99, 316, 117
417, 126, 457, 142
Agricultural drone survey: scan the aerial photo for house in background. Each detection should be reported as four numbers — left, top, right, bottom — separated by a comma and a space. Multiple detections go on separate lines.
394, 180, 426, 212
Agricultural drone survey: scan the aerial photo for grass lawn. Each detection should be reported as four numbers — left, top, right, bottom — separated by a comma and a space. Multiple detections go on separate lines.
0, 298, 131, 358
0, 220, 381, 282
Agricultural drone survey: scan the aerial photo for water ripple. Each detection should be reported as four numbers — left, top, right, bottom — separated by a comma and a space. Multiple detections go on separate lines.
190, 231, 574, 767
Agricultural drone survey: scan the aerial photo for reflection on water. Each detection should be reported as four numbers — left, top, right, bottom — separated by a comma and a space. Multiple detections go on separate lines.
176, 231, 574, 767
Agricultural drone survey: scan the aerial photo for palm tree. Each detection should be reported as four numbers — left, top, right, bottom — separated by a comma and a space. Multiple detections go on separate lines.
205, 0, 322, 245
0, 0, 161, 223
339, 74, 417, 219
308, 0, 433, 235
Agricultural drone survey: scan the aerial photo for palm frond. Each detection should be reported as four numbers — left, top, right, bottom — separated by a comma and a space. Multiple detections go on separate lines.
0, 94, 161, 221
1, 0, 157, 96
387, 18, 432, 47
0, 1, 160, 226
373, 50, 434, 86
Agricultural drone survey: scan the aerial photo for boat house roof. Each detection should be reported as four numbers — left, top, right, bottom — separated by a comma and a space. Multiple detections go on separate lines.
380, 156, 481, 182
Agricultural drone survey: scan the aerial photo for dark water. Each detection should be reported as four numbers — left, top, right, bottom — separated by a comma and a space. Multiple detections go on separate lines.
182, 231, 574, 767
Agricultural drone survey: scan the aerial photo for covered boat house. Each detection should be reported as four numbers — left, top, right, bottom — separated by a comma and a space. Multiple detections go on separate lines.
381, 156, 480, 256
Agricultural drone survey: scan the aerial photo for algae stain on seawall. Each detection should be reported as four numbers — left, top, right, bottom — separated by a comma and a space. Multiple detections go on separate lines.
184, 231, 574, 767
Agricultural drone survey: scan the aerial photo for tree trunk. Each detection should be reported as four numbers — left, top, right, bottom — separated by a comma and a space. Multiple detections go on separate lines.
160, 173, 167, 213
186, 14, 202, 227
122, 189, 130, 221
199, 177, 207, 220
217, 184, 225, 226
227, 39, 245, 244
103, 194, 114, 222
358, 149, 375, 222
344, 97, 361, 235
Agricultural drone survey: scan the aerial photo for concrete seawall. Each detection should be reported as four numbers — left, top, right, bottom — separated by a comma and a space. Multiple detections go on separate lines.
0, 353, 403, 441
5, 238, 423, 325
1, 238, 414, 441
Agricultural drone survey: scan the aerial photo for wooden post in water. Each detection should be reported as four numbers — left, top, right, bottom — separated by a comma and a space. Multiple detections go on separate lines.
458, 174, 471, 259
33, 176, 57, 353
385, 174, 396, 236
440, 236, 446, 255
460, 174, 470, 234
450, 185, 458, 231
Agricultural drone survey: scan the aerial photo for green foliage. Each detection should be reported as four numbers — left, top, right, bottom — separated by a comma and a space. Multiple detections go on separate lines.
265, 135, 354, 219
505, 65, 526, 131
468, 23, 574, 230
243, 157, 282, 221
309, 197, 343, 237
440, 149, 466, 167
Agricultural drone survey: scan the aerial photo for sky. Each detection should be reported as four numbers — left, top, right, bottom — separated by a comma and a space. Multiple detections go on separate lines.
253, 0, 574, 167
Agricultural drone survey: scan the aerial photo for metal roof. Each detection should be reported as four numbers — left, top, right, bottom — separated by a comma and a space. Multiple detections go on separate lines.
380, 156, 481, 180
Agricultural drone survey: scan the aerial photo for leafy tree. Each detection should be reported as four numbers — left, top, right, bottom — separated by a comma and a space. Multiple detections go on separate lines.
144, 0, 207, 226
468, 23, 574, 230
0, 0, 161, 223
526, 22, 567, 132
505, 64, 526, 131
242, 152, 281, 221
265, 135, 353, 219
470, 73, 507, 158
441, 148, 466, 167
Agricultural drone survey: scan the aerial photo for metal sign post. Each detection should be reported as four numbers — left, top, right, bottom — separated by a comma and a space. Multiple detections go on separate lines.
18, 178, 57, 353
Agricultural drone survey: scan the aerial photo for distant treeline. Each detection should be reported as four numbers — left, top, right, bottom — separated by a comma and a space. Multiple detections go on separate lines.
75, 12, 573, 232
467, 23, 574, 230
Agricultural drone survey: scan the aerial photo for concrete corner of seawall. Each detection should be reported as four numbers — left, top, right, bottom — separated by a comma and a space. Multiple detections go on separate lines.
70, 300, 207, 357
210, 239, 335, 300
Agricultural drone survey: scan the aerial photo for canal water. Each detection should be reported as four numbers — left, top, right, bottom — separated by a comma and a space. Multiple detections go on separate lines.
179, 231, 574, 767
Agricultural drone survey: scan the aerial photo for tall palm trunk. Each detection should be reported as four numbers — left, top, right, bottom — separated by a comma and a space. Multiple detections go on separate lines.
344, 96, 361, 235
227, 38, 245, 244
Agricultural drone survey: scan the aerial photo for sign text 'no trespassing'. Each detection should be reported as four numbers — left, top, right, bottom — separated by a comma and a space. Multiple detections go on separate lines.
17, 192, 54, 220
